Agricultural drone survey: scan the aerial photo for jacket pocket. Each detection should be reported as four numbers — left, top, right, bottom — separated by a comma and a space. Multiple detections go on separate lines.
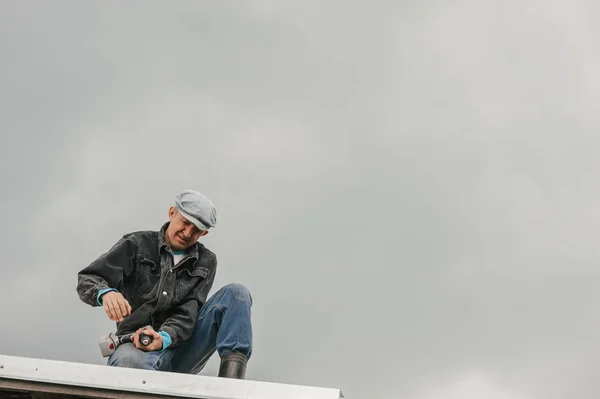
134, 255, 161, 299
136, 255, 160, 276
174, 267, 208, 301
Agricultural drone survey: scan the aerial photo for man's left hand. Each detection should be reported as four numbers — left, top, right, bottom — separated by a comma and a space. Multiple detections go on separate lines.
133, 326, 163, 352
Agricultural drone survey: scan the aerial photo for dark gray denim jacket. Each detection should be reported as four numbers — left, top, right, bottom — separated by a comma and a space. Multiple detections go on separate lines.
76, 222, 217, 347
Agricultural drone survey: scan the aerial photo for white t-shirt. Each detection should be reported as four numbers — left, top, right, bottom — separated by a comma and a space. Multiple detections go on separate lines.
172, 251, 185, 266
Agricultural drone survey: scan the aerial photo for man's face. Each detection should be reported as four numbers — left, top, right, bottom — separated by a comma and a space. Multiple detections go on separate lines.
165, 207, 208, 251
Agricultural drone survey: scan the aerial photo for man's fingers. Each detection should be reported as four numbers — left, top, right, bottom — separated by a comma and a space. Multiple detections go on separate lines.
106, 299, 125, 321
118, 299, 129, 317
105, 302, 117, 321
111, 301, 124, 321
134, 329, 145, 349
138, 339, 160, 352
101, 292, 131, 321
129, 328, 161, 352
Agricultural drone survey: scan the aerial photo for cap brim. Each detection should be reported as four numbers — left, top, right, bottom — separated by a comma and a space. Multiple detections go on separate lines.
178, 208, 210, 231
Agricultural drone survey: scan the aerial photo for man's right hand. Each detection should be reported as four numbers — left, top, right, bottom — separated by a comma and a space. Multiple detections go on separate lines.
101, 291, 132, 322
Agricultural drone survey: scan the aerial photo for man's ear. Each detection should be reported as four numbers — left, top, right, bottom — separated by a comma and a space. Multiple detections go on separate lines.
168, 206, 177, 220
199, 230, 209, 237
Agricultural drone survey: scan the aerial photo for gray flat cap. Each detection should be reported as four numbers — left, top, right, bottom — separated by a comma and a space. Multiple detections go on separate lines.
174, 189, 217, 231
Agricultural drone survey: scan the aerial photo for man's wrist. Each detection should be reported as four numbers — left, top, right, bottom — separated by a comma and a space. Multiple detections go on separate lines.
158, 330, 172, 350
97, 288, 118, 305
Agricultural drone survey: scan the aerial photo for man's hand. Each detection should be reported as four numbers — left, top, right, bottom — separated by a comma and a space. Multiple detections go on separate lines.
133, 326, 163, 352
101, 291, 132, 322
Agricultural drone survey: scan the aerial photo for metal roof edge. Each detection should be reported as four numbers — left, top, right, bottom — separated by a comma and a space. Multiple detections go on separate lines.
0, 354, 344, 399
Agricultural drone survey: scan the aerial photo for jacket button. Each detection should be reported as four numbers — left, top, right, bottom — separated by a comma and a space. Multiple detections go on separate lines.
162, 291, 167, 296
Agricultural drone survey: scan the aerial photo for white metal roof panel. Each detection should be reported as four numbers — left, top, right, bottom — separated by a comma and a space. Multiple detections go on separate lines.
0, 354, 344, 399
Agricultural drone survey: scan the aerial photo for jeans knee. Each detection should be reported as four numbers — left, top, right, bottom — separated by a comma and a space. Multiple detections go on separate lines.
222, 283, 252, 304
107, 344, 149, 369
108, 355, 146, 369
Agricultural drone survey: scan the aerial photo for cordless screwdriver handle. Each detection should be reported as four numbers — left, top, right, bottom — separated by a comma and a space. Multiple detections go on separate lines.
139, 332, 153, 346
121, 330, 153, 346
98, 326, 154, 358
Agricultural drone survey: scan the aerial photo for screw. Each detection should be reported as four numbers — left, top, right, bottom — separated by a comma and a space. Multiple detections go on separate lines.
142, 380, 146, 384
0, 365, 4, 369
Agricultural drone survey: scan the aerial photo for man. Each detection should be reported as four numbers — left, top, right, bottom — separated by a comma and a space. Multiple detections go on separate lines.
76, 189, 252, 379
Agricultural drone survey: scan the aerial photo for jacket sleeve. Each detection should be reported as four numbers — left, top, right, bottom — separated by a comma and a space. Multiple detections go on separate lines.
160, 254, 217, 346
76, 235, 138, 307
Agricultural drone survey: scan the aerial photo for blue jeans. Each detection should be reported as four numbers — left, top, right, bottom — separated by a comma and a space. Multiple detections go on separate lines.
107, 283, 253, 374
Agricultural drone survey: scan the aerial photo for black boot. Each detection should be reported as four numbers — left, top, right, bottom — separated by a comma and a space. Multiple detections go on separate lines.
218, 352, 248, 379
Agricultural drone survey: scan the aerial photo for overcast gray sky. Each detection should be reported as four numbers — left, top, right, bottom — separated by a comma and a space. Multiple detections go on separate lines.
2, 1, 600, 398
